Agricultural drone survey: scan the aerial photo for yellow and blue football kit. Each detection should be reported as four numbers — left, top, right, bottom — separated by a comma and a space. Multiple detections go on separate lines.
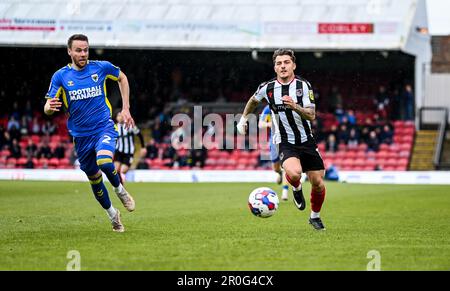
259, 105, 279, 163
45, 60, 122, 212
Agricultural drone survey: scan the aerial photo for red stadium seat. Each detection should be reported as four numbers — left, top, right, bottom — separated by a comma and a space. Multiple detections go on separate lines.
49, 158, 60, 168
399, 143, 412, 151
344, 151, 357, 159
31, 135, 40, 144
50, 135, 61, 143
6, 158, 17, 169
16, 157, 27, 167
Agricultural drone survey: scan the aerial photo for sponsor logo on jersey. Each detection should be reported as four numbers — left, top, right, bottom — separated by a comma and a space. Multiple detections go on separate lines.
69, 85, 102, 101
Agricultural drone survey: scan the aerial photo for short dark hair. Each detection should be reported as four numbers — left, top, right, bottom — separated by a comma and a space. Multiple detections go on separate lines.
67, 34, 89, 49
272, 49, 296, 64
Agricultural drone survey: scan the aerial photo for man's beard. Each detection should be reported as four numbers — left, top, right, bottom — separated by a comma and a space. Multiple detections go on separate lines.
75, 59, 87, 68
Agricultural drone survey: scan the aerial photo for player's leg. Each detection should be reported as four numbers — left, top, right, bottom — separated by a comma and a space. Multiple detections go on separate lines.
306, 170, 326, 230
76, 142, 123, 232
272, 161, 282, 184
120, 163, 130, 183
97, 150, 135, 212
113, 157, 123, 184
302, 144, 326, 230
281, 169, 289, 201
283, 157, 306, 210
272, 143, 289, 200
95, 128, 135, 212
119, 154, 132, 184
270, 143, 282, 184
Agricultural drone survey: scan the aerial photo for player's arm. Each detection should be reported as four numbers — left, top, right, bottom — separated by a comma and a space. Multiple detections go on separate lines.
293, 104, 315, 121
237, 96, 260, 134
117, 71, 135, 129
282, 95, 316, 121
44, 73, 63, 115
44, 98, 62, 115
136, 130, 145, 148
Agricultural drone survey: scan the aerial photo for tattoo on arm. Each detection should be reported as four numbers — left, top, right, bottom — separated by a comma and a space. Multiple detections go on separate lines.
242, 96, 259, 118
294, 104, 316, 121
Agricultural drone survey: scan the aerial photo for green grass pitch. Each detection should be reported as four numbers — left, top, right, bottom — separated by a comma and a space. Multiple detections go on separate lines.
0, 180, 449, 270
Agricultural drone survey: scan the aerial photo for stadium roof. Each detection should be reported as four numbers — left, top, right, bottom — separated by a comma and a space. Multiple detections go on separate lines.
0, 0, 430, 53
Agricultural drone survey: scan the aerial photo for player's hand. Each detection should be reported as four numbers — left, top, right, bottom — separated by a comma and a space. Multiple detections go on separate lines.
120, 108, 135, 129
44, 98, 62, 114
281, 95, 297, 110
237, 116, 248, 135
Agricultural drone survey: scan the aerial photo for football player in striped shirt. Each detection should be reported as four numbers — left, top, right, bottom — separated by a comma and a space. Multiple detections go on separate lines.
237, 49, 326, 230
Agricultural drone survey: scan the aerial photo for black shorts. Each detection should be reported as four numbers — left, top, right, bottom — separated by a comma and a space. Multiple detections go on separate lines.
278, 140, 325, 172
114, 151, 134, 167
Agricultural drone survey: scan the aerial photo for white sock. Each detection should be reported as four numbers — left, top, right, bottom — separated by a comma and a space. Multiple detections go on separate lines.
310, 211, 320, 219
293, 183, 302, 192
114, 184, 124, 193
106, 206, 117, 220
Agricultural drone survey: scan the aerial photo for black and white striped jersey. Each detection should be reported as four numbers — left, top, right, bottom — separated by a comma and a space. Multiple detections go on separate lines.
254, 76, 315, 145
115, 124, 144, 155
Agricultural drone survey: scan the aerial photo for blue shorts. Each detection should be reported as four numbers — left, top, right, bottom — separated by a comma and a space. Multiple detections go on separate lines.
270, 142, 279, 163
74, 126, 118, 176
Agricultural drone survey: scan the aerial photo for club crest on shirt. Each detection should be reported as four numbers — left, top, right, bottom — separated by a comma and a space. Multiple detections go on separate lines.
91, 74, 99, 82
279, 152, 284, 160
296, 89, 303, 97
67, 80, 74, 86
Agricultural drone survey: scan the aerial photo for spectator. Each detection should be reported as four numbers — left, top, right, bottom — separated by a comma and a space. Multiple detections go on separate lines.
375, 85, 390, 115
402, 84, 414, 120
37, 140, 53, 159
325, 134, 338, 153
25, 138, 38, 157
10, 101, 21, 121
190, 147, 206, 168
337, 124, 349, 144
162, 145, 176, 160
7, 116, 20, 132
30, 117, 41, 135
345, 109, 357, 126
334, 103, 345, 123
24, 153, 35, 169
145, 138, 159, 160
367, 131, 380, 152
9, 138, 22, 158
347, 128, 359, 149
151, 119, 162, 143
53, 141, 66, 159
360, 127, 370, 145
380, 124, 393, 145
19, 116, 29, 136
41, 120, 57, 136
